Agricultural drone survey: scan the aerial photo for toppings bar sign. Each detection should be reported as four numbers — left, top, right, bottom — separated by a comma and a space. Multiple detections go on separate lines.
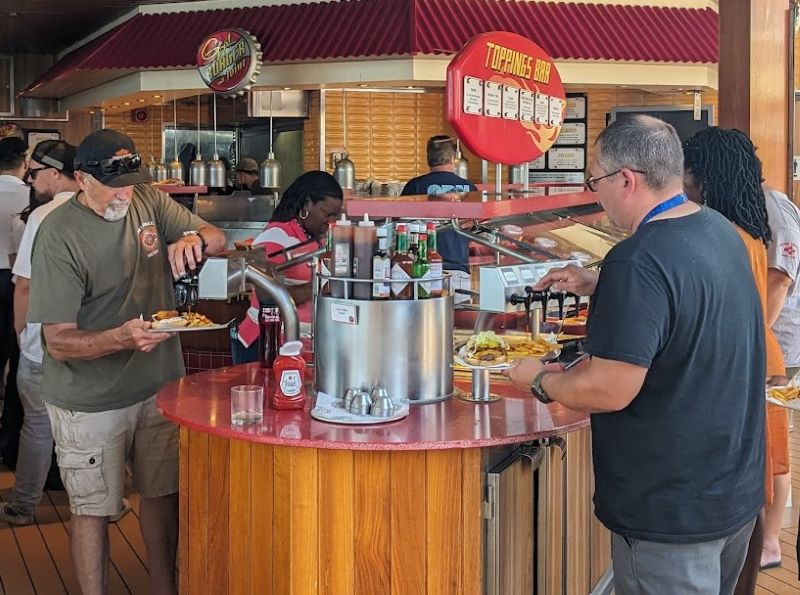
197, 29, 262, 96
447, 32, 566, 165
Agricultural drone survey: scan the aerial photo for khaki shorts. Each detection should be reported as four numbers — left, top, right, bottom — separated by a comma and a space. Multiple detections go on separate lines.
46, 395, 178, 517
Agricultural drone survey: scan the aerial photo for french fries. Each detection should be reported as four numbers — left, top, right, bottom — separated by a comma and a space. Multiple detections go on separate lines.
767, 386, 800, 403
182, 312, 216, 327
505, 336, 559, 361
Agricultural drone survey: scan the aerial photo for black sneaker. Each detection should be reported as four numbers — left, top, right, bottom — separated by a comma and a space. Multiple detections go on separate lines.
0, 502, 33, 526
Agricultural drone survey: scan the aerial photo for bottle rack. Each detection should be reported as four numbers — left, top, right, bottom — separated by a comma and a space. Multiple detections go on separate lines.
313, 271, 452, 301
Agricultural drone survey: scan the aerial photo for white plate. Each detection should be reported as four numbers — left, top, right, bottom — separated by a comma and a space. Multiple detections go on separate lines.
310, 391, 410, 425
766, 387, 800, 410
453, 354, 514, 371
146, 322, 232, 333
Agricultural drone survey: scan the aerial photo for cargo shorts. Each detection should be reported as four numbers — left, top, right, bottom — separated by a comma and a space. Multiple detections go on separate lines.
46, 395, 178, 517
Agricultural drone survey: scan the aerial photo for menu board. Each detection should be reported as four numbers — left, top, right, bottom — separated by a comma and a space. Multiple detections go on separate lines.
463, 76, 484, 115
519, 90, 535, 122
549, 97, 565, 127
534, 93, 549, 125
548, 148, 585, 170
484, 81, 502, 118
554, 122, 586, 146
528, 92, 589, 194
529, 171, 585, 184
565, 96, 587, 120
547, 185, 586, 195
502, 85, 520, 120
446, 31, 566, 164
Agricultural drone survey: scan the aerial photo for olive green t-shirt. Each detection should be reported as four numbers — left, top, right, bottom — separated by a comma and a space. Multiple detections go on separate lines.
28, 183, 208, 412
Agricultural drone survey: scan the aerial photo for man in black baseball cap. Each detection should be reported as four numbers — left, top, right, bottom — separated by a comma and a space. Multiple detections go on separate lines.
27, 128, 225, 595
74, 129, 152, 188
0, 139, 80, 527
25, 140, 78, 194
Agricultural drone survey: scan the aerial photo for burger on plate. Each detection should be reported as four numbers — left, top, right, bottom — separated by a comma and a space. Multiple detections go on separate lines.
151, 310, 189, 330
460, 331, 509, 366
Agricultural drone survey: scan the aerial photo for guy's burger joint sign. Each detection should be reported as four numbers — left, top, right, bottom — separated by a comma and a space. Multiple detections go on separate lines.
447, 31, 566, 165
197, 29, 262, 96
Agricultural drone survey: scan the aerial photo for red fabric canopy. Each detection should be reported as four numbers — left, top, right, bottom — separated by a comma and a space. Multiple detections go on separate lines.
21, 0, 718, 98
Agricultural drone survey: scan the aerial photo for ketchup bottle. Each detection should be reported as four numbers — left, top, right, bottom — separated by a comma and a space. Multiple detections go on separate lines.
272, 340, 307, 410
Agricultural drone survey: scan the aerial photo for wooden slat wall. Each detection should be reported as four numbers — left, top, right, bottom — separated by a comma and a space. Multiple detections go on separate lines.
305, 88, 719, 189
179, 427, 483, 595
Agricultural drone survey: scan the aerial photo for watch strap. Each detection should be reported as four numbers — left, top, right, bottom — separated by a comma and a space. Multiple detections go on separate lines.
530, 370, 552, 404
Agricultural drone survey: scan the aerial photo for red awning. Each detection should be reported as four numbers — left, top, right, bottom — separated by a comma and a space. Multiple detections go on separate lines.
21, 0, 718, 98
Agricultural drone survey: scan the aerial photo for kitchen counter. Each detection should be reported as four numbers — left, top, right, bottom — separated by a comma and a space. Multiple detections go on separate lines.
158, 364, 606, 595
157, 363, 590, 450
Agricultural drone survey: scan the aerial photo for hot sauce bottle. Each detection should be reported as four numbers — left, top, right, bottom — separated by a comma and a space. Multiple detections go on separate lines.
390, 223, 414, 299
426, 222, 444, 297
272, 340, 307, 410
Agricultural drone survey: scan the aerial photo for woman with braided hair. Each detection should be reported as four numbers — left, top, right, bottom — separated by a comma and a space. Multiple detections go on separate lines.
683, 127, 787, 594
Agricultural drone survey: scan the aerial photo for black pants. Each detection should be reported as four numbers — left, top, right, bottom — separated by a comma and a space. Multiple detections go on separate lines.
0, 269, 21, 469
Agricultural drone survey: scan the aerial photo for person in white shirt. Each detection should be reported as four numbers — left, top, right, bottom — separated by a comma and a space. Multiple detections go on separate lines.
0, 138, 31, 469
762, 187, 800, 568
0, 140, 132, 525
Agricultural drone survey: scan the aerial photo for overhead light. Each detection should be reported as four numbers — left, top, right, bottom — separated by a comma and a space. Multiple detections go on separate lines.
110, 105, 119, 109
123, 101, 131, 106
89, 110, 95, 114
357, 83, 369, 88
153, 94, 161, 98
138, 98, 146, 102
283, 86, 291, 90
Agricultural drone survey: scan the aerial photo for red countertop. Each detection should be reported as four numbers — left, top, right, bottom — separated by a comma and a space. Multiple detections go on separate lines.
344, 190, 597, 220
157, 364, 589, 451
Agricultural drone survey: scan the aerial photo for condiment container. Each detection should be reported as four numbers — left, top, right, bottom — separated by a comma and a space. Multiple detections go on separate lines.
272, 341, 307, 410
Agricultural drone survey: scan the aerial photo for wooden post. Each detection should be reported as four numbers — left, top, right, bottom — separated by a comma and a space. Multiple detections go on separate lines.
719, 0, 791, 193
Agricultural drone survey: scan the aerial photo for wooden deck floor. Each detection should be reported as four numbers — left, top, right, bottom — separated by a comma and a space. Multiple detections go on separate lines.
0, 432, 797, 594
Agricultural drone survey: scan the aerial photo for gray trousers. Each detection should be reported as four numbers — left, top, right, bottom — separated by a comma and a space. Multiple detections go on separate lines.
10, 356, 52, 516
612, 518, 756, 595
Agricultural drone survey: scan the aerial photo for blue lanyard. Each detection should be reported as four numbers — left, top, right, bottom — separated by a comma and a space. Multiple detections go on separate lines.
640, 193, 688, 226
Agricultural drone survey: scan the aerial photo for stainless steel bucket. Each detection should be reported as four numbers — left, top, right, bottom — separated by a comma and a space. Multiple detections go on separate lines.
314, 295, 454, 404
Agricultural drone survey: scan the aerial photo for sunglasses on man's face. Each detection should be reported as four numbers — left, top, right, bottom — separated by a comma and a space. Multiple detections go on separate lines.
24, 166, 54, 182
84, 153, 142, 176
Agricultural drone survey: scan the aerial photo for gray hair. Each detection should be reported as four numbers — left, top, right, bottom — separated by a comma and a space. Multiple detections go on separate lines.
595, 115, 684, 191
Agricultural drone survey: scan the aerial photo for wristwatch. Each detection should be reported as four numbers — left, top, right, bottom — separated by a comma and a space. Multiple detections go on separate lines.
530, 371, 552, 404
183, 230, 208, 252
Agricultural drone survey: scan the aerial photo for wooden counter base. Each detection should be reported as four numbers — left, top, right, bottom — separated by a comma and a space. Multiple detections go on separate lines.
179, 426, 484, 595
178, 424, 610, 595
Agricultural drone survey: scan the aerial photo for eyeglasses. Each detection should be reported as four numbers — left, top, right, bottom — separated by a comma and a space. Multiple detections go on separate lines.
24, 166, 54, 182
585, 169, 646, 192
84, 153, 142, 176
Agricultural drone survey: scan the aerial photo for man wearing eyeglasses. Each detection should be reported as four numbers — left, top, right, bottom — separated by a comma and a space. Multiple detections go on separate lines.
506, 116, 766, 594
26, 129, 226, 595
0, 140, 80, 527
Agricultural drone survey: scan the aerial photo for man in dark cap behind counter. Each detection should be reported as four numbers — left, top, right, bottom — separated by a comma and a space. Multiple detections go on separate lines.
235, 157, 268, 194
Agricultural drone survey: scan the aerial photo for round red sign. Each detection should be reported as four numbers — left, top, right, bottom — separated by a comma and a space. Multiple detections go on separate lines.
197, 29, 262, 96
447, 31, 566, 165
